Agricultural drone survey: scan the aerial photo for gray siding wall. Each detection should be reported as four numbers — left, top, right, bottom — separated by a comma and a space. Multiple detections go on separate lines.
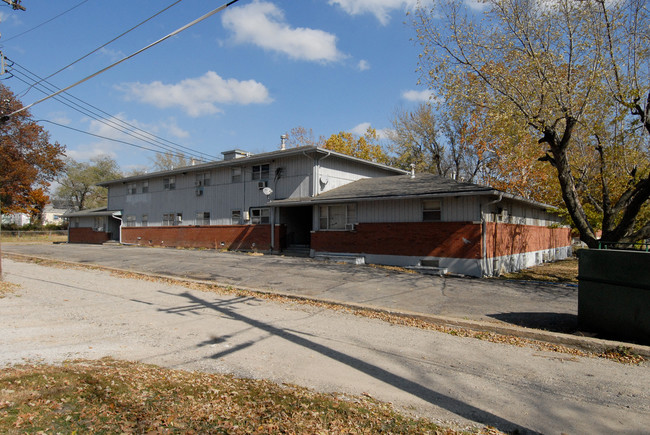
480, 198, 563, 226
318, 157, 400, 194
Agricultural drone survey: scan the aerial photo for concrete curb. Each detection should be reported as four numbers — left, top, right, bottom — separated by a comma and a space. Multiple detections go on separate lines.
5, 252, 650, 359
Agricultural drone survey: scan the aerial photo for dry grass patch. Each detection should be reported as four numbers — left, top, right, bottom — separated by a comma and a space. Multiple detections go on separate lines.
0, 281, 20, 298
0, 358, 498, 434
499, 258, 578, 283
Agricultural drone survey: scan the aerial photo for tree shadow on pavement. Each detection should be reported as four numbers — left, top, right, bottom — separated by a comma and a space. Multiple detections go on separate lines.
487, 312, 578, 333
160, 291, 542, 435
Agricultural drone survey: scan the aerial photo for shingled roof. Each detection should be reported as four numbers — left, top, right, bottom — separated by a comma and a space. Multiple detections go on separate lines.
270, 173, 553, 209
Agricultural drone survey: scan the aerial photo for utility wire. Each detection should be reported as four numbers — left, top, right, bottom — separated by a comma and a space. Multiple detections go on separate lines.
18, 0, 183, 99
9, 59, 218, 160
5, 0, 243, 119
2, 0, 89, 43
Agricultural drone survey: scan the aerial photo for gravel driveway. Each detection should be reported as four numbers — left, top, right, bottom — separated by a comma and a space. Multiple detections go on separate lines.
2, 258, 649, 434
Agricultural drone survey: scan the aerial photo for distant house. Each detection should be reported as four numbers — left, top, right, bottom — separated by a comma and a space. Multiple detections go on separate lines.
69, 144, 571, 277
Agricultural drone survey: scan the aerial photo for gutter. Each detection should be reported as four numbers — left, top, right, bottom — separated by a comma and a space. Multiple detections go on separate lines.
481, 193, 503, 277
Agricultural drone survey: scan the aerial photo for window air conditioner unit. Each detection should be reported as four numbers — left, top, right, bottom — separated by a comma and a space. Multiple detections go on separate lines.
243, 211, 250, 221
345, 223, 355, 231
258, 181, 267, 189
195, 188, 203, 196
195, 180, 202, 187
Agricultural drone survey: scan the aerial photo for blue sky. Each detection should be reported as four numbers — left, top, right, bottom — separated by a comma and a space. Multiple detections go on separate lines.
1, 0, 437, 172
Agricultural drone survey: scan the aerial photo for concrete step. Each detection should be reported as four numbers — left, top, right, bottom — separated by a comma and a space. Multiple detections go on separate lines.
314, 253, 365, 265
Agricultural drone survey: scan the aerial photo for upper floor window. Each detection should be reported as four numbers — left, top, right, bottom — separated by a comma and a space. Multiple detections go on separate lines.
319, 204, 356, 230
141, 180, 149, 193
127, 183, 137, 195
422, 200, 441, 222
251, 164, 270, 181
195, 172, 211, 187
231, 167, 242, 183
163, 176, 176, 190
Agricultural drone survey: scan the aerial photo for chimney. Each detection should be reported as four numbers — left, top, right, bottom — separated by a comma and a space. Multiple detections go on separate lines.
410, 163, 416, 179
280, 134, 288, 150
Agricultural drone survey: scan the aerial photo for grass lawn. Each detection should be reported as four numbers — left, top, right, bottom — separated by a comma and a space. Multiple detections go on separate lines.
0, 358, 497, 435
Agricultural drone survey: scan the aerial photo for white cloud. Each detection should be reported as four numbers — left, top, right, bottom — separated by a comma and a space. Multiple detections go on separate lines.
328, 0, 417, 25
222, 1, 345, 63
357, 59, 370, 71
99, 47, 125, 62
349, 122, 391, 140
464, 0, 490, 11
117, 71, 272, 117
402, 89, 439, 103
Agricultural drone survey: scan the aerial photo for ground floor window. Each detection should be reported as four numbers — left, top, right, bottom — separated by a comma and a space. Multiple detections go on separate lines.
319, 203, 356, 230
125, 215, 136, 227
196, 212, 210, 225
231, 210, 241, 225
141, 214, 148, 227
250, 207, 270, 224
422, 200, 442, 222
93, 216, 105, 231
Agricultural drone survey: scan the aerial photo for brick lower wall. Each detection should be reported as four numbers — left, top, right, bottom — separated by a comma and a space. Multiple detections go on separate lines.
69, 227, 110, 244
121, 225, 285, 251
311, 222, 482, 259
484, 223, 572, 258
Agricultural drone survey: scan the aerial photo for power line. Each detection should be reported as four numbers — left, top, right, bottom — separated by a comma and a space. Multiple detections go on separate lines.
18, 0, 183, 99
2, 0, 89, 43
8, 61, 218, 161
5, 0, 243, 119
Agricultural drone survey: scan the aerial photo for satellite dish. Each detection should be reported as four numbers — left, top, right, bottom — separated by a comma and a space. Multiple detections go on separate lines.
320, 174, 329, 185
262, 187, 273, 196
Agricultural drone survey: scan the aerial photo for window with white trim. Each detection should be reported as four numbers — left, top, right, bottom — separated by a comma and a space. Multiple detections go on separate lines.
141, 180, 149, 193
127, 183, 137, 195
422, 200, 441, 222
125, 215, 136, 227
319, 204, 356, 230
251, 164, 270, 181
141, 214, 148, 227
162, 213, 174, 226
231, 210, 241, 225
163, 176, 176, 190
231, 167, 242, 183
196, 212, 210, 225
250, 207, 270, 224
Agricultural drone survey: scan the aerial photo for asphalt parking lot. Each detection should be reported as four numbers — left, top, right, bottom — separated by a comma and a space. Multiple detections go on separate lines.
4, 242, 579, 333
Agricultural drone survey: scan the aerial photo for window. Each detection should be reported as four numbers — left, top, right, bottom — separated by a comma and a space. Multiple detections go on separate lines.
163, 176, 176, 190
231, 167, 242, 183
252, 164, 270, 181
196, 212, 210, 225
125, 215, 136, 227
141, 214, 148, 227
422, 200, 441, 222
319, 204, 356, 230
163, 213, 174, 226
127, 183, 137, 195
195, 172, 211, 187
250, 207, 270, 224
93, 216, 104, 232
141, 180, 149, 193
174, 213, 183, 225
231, 210, 241, 225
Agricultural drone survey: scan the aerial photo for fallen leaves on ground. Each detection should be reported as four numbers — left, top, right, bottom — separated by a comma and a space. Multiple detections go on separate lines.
0, 281, 20, 298
498, 258, 578, 283
5, 253, 645, 365
0, 358, 496, 434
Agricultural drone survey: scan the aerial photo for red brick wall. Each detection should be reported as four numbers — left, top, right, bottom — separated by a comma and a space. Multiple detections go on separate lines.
69, 227, 110, 244
311, 222, 482, 259
122, 225, 285, 251
484, 223, 571, 258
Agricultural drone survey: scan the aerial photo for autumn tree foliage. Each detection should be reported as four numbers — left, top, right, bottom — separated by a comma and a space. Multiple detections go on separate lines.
322, 127, 391, 164
0, 84, 65, 217
54, 156, 122, 211
415, 0, 650, 247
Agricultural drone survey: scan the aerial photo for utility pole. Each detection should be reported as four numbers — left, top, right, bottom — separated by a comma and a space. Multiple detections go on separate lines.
1, 0, 25, 11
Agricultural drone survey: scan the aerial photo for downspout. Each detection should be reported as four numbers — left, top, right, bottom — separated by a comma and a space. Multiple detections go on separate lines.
481, 193, 503, 277
112, 213, 123, 244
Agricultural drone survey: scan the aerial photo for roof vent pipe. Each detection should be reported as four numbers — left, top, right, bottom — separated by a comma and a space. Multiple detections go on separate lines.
280, 134, 288, 150
410, 163, 416, 179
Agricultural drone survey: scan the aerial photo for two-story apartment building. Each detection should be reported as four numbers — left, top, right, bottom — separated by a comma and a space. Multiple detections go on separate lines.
66, 144, 572, 277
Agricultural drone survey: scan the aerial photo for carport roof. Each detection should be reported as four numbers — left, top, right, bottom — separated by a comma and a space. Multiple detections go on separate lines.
63, 207, 122, 218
